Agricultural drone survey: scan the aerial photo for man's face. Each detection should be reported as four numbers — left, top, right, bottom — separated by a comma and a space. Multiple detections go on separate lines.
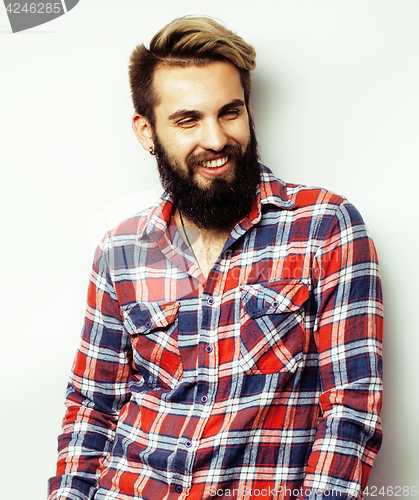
135, 60, 260, 231
152, 61, 252, 189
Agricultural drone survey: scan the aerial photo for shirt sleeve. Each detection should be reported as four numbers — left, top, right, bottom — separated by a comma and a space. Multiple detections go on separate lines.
48, 240, 132, 500
297, 201, 384, 500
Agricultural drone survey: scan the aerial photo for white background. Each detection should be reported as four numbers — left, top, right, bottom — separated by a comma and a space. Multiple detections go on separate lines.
1, 1, 418, 498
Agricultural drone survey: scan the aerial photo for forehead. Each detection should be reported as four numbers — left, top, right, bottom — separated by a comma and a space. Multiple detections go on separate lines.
152, 61, 245, 115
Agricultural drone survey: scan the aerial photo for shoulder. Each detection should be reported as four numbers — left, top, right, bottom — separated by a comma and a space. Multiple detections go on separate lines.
285, 182, 346, 211
259, 164, 346, 213
97, 192, 169, 256
107, 206, 153, 240
99, 206, 152, 247
261, 166, 367, 237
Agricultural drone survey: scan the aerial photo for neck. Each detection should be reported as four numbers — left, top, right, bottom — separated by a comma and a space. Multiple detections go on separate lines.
174, 208, 232, 279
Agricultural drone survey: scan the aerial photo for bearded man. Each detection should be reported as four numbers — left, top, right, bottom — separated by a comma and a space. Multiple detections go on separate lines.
48, 16, 383, 500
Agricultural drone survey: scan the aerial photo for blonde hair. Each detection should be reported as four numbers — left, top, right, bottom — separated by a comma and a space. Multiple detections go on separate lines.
129, 16, 256, 123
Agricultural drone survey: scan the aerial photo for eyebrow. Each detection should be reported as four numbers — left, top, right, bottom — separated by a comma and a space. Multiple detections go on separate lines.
168, 99, 246, 122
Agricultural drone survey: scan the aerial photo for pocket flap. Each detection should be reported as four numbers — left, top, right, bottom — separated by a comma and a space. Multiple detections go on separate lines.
241, 279, 308, 318
121, 301, 180, 335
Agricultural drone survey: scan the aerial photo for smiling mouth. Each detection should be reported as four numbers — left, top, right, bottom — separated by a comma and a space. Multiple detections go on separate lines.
201, 156, 229, 169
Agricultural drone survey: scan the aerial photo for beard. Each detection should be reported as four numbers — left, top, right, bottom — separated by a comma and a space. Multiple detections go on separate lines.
153, 120, 261, 231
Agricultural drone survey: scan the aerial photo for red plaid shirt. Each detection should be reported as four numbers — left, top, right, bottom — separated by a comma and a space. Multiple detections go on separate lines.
49, 165, 383, 500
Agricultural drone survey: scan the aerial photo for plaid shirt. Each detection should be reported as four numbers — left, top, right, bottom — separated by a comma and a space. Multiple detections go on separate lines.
49, 165, 383, 500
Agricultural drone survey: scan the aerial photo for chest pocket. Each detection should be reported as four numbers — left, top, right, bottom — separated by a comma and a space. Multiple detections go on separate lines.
121, 301, 182, 390
240, 279, 309, 374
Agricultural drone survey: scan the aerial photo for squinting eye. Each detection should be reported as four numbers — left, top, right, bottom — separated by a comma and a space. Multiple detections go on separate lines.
224, 110, 239, 118
178, 118, 197, 127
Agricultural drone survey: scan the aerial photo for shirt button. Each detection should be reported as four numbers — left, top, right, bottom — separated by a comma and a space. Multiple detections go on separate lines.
175, 485, 183, 494
185, 440, 192, 448
201, 395, 208, 403
207, 297, 215, 306
145, 321, 152, 329
205, 345, 213, 353
272, 301, 279, 309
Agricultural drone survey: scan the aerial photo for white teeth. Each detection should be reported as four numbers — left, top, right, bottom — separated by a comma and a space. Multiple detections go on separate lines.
202, 156, 228, 169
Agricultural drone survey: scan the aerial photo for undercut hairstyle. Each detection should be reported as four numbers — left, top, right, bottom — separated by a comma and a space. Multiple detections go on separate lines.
129, 16, 256, 125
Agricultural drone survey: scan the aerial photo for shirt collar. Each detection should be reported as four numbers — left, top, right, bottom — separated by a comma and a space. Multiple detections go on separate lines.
137, 192, 174, 242
137, 163, 296, 241
256, 163, 296, 210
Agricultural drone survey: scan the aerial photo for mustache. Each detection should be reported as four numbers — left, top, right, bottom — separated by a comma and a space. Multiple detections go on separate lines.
186, 144, 242, 168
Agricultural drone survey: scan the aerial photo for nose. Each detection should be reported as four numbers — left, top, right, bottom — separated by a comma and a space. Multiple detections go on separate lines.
200, 119, 228, 152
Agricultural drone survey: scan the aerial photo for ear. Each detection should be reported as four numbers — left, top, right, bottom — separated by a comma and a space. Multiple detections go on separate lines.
132, 113, 154, 152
